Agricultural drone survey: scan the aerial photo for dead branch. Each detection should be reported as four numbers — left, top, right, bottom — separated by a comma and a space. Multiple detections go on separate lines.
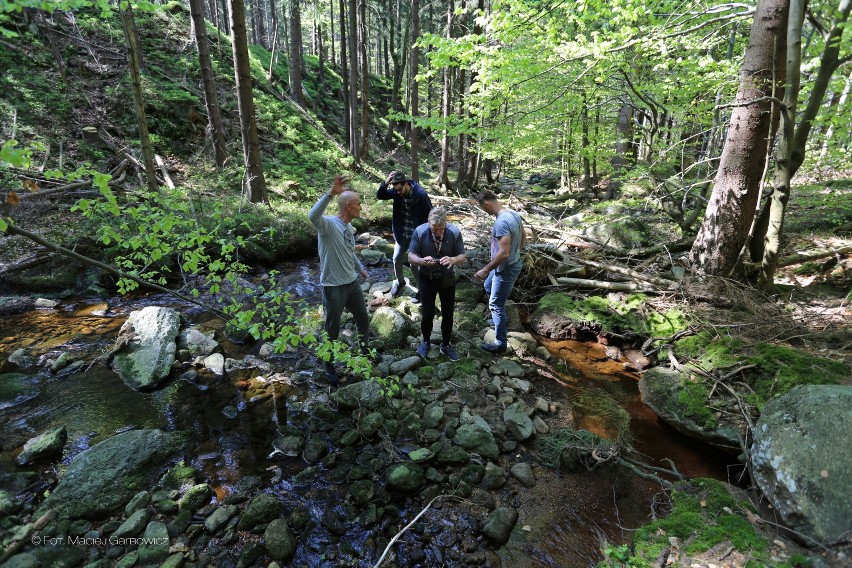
155, 154, 175, 189
614, 457, 673, 488
550, 276, 671, 292
578, 235, 694, 257
373, 495, 463, 568
18, 162, 127, 200
573, 257, 679, 289
2, 222, 228, 319
777, 245, 852, 268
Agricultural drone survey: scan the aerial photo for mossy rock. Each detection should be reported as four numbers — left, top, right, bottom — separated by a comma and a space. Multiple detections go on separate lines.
536, 428, 614, 473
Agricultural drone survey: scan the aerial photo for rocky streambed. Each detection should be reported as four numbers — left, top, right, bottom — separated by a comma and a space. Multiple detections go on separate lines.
1, 256, 846, 567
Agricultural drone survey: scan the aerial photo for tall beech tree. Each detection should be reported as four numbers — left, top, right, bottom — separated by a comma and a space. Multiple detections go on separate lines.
289, 0, 305, 106
118, 2, 159, 193
189, 0, 229, 168
228, 0, 268, 203
688, 0, 789, 277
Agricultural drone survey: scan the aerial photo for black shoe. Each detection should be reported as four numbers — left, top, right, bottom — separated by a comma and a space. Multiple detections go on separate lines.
411, 294, 421, 305
440, 342, 460, 362
324, 362, 341, 385
480, 341, 507, 354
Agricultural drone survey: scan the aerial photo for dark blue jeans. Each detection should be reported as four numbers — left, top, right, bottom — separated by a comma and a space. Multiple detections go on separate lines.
419, 276, 456, 345
483, 261, 521, 346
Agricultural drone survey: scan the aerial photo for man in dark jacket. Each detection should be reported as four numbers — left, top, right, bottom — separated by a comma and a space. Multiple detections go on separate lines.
376, 171, 432, 302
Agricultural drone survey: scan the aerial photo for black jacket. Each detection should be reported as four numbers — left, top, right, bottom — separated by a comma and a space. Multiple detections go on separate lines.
376, 180, 432, 243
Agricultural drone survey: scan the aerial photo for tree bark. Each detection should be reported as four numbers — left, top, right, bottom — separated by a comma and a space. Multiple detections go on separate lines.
118, 3, 159, 193
759, 0, 805, 286
410, 0, 420, 177
229, 0, 268, 203
190, 0, 229, 168
289, 0, 305, 106
688, 0, 788, 277
611, 102, 633, 172
437, 0, 453, 191
339, 0, 351, 148
358, 0, 370, 159
347, 0, 360, 158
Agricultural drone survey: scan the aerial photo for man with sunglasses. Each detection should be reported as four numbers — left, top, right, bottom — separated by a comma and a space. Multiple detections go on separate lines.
376, 171, 432, 302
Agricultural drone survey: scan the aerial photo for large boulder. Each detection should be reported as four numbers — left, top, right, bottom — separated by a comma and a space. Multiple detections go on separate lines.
39, 429, 187, 519
111, 307, 181, 390
639, 367, 742, 451
331, 379, 383, 409
369, 306, 416, 348
454, 423, 500, 461
750, 385, 852, 544
17, 426, 67, 464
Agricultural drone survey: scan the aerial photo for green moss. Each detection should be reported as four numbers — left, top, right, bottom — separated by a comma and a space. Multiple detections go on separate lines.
161, 463, 198, 489
454, 358, 478, 379
672, 333, 742, 371
571, 388, 632, 445
675, 380, 717, 429
416, 365, 434, 380
630, 479, 768, 565
537, 293, 689, 338
746, 343, 849, 401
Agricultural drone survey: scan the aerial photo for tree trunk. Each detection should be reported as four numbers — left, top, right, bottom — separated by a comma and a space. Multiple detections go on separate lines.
581, 94, 591, 185
757, 0, 805, 286
818, 68, 852, 165
384, 1, 410, 145
410, 0, 420, 178
611, 102, 633, 172
229, 0, 268, 203
329, 0, 336, 66
190, 0, 229, 168
339, 0, 350, 148
347, 0, 359, 158
289, 0, 305, 106
118, 3, 159, 193
688, 0, 788, 277
266, 0, 279, 79
358, 0, 370, 159
436, 0, 453, 191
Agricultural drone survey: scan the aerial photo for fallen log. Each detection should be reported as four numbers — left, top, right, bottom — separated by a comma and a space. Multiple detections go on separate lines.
573, 257, 679, 289
777, 245, 852, 268
551, 276, 674, 293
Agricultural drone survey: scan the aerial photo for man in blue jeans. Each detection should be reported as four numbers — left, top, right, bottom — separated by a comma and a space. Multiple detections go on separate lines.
376, 171, 432, 302
474, 190, 525, 354
309, 175, 379, 383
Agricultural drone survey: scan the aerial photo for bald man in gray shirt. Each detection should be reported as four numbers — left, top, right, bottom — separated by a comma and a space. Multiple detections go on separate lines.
309, 175, 379, 381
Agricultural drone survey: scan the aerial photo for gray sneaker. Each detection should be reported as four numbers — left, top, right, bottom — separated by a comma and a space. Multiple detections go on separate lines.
416, 341, 430, 358
440, 342, 459, 362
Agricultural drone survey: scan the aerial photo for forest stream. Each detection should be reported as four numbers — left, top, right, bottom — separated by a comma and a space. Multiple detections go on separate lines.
0, 259, 741, 567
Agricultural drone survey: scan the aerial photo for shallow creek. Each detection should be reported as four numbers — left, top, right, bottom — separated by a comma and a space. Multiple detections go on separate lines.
0, 259, 738, 566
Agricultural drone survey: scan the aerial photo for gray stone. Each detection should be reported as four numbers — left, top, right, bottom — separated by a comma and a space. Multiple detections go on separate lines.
435, 362, 455, 381
401, 371, 420, 386
273, 434, 304, 457
505, 377, 531, 392
111, 306, 181, 390
409, 448, 435, 463
331, 380, 383, 409
370, 307, 416, 348
160, 553, 185, 568
264, 519, 296, 560
390, 355, 422, 376
35, 298, 59, 309
436, 446, 469, 466
0, 489, 22, 515
482, 507, 518, 545
50, 352, 70, 373
303, 438, 329, 464
751, 385, 852, 544
387, 463, 425, 491
348, 479, 376, 505
510, 463, 536, 488
639, 367, 741, 450
205, 504, 238, 533
503, 402, 534, 441
112, 508, 150, 538
203, 353, 225, 375
359, 412, 384, 437
138, 521, 170, 564
481, 463, 506, 490
470, 488, 497, 511
17, 426, 67, 464
360, 249, 387, 263
39, 429, 186, 519
453, 423, 499, 461
534, 397, 550, 414
7, 348, 36, 371
178, 484, 211, 512
3, 554, 38, 568
124, 490, 150, 516
238, 493, 280, 531
533, 416, 550, 434
497, 359, 525, 378
423, 406, 444, 429
534, 346, 551, 360
178, 329, 219, 358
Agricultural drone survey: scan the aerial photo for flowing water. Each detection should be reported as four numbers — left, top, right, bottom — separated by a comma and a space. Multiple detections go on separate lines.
0, 259, 739, 566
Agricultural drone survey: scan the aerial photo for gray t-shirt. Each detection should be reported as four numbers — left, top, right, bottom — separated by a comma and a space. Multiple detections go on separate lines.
491, 209, 523, 272
308, 192, 365, 286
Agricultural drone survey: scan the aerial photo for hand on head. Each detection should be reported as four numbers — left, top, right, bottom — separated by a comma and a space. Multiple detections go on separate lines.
387, 171, 398, 184
332, 175, 349, 195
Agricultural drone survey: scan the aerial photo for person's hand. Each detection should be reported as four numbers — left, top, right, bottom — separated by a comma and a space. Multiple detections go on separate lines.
331, 175, 348, 196
421, 256, 436, 266
386, 171, 398, 184
439, 256, 454, 267
359, 269, 368, 281
474, 268, 488, 281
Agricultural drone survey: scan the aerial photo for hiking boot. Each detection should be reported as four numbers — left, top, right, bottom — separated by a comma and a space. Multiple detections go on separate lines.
440, 342, 460, 362
390, 279, 406, 298
416, 341, 430, 358
480, 341, 507, 354
411, 291, 421, 304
